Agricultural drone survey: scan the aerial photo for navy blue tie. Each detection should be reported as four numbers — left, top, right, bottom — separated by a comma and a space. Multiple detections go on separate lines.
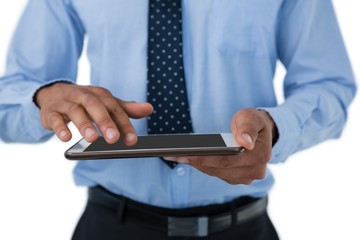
147, 0, 193, 168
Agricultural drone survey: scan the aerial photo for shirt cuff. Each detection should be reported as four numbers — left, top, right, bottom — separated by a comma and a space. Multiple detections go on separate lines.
259, 105, 300, 164
13, 82, 54, 142
26, 78, 74, 141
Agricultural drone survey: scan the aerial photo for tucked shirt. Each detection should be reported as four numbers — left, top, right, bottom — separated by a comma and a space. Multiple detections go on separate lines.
0, 0, 356, 208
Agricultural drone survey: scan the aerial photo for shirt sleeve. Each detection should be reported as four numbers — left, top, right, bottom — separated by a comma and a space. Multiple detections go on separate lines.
262, 0, 356, 163
0, 0, 85, 143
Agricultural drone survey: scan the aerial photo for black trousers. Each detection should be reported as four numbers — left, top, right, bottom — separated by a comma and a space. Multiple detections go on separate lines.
72, 195, 279, 240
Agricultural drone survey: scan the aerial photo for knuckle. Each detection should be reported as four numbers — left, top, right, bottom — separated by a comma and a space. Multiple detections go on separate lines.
97, 117, 113, 129
77, 121, 92, 131
83, 95, 101, 108
114, 116, 134, 132
258, 170, 267, 180
40, 119, 51, 130
68, 103, 83, 115
69, 88, 86, 98
117, 122, 134, 133
236, 123, 258, 136
110, 105, 126, 117
258, 150, 272, 164
234, 108, 251, 117
251, 168, 267, 180
93, 87, 112, 97
233, 108, 254, 120
47, 112, 59, 124
45, 112, 64, 131
233, 109, 263, 132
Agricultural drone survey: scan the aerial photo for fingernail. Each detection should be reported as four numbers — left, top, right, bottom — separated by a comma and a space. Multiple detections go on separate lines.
125, 133, 136, 142
59, 130, 67, 138
176, 157, 190, 164
85, 128, 96, 138
242, 133, 253, 145
164, 157, 176, 161
106, 128, 118, 140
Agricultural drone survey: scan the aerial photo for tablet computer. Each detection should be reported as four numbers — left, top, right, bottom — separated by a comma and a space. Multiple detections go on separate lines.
64, 133, 244, 160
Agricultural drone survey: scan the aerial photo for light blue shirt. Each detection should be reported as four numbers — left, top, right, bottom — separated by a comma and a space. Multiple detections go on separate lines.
0, 0, 356, 208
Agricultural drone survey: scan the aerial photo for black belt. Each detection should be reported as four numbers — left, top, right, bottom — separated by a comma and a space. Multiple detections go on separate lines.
88, 186, 268, 237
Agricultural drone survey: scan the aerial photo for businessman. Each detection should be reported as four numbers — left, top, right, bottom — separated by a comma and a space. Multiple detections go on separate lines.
0, 0, 356, 239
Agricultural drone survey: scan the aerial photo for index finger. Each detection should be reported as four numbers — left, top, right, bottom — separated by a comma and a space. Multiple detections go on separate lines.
70, 90, 121, 144
85, 87, 139, 145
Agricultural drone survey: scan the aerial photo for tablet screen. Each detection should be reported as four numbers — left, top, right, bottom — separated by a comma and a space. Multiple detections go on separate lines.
85, 134, 226, 152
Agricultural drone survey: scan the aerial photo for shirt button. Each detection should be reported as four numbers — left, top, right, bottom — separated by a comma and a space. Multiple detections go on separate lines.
176, 167, 186, 176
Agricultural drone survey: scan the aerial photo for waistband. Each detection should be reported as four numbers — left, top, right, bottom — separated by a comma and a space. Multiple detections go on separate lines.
88, 186, 268, 237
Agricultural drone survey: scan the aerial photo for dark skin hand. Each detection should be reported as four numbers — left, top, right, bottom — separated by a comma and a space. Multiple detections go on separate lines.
164, 109, 277, 185
35, 83, 153, 145
36, 84, 276, 185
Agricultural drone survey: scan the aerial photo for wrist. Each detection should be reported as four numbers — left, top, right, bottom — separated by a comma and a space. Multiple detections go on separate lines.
33, 81, 73, 108
258, 109, 279, 146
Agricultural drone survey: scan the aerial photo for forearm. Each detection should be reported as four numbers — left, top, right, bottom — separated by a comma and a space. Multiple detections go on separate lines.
265, 0, 357, 163
263, 80, 355, 164
0, 0, 85, 142
0, 75, 53, 142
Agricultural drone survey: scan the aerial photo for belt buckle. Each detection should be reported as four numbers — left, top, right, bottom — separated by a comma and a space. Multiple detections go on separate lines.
168, 216, 209, 237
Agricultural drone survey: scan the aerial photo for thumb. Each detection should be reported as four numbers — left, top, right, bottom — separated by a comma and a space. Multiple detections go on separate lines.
231, 110, 261, 150
239, 132, 255, 150
232, 129, 257, 151
231, 121, 258, 150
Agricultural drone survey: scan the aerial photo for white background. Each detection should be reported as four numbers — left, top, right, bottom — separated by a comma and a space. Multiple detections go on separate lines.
0, 1, 359, 240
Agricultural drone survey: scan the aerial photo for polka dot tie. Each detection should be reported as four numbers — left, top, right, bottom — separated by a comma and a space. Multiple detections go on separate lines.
147, 0, 193, 168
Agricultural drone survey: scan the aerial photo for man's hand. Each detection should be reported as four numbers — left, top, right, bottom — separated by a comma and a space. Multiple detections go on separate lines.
164, 108, 277, 185
35, 83, 153, 145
